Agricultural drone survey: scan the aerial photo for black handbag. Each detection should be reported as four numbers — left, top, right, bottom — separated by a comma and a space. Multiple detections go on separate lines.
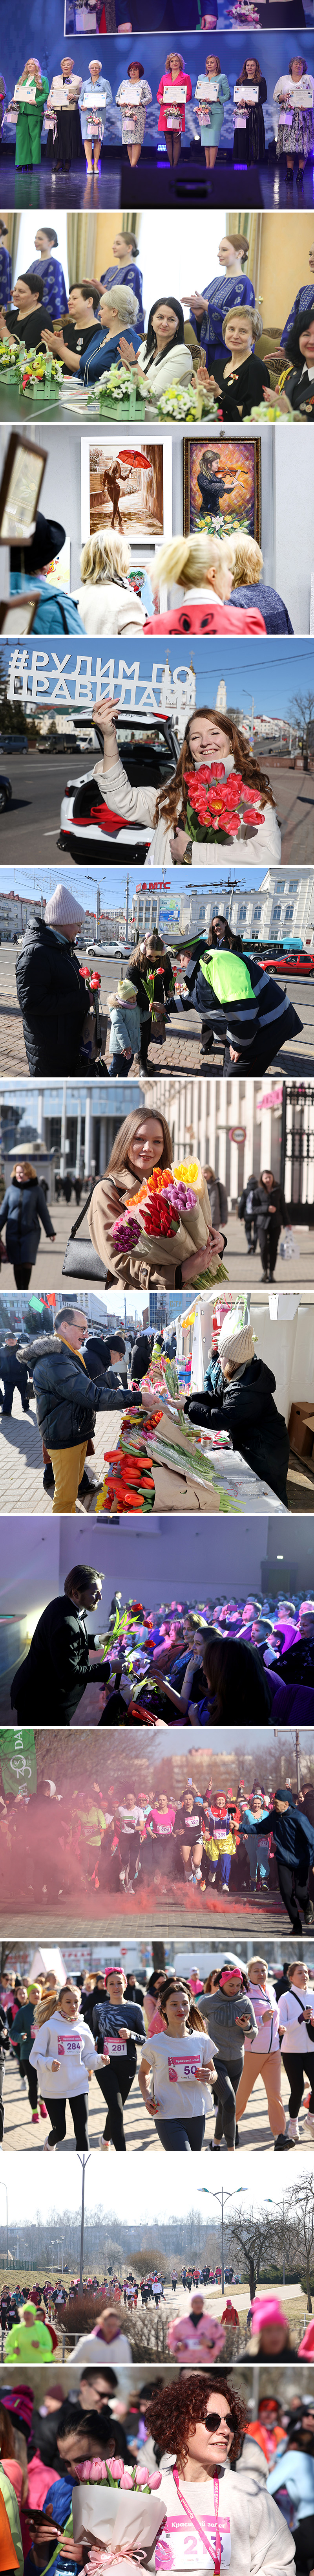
62, 1184, 107, 1281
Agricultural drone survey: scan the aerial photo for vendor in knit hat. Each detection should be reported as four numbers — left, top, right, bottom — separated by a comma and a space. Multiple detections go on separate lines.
186, 1300, 290, 1506
15, 882, 100, 1080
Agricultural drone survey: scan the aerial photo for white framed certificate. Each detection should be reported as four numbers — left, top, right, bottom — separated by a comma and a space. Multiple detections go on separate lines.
234, 82, 259, 101
118, 79, 143, 103
163, 82, 187, 101
14, 80, 37, 102
82, 88, 108, 108
197, 78, 219, 99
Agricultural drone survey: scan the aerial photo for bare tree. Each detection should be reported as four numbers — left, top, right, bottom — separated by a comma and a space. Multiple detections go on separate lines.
229, 2208, 270, 2304
288, 688, 314, 760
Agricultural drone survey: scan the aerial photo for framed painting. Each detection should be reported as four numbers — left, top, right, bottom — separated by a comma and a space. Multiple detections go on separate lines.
81, 433, 172, 548
183, 433, 261, 543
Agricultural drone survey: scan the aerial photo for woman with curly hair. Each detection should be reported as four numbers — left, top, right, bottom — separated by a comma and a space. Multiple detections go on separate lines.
143, 2374, 295, 2571
91, 697, 281, 866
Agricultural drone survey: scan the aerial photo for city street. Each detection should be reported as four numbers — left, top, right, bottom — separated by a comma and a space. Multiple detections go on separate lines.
1, 1380, 312, 1514
1, 934, 314, 1077
1, 1202, 313, 1292
2, 2040, 313, 2156
0, 750, 314, 867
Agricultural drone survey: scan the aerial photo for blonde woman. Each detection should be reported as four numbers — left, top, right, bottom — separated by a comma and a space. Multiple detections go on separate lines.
235, 1956, 287, 2147
145, 532, 267, 635
198, 305, 270, 418
0, 1161, 55, 1289
229, 532, 294, 637
77, 528, 147, 635
13, 58, 49, 168
29, 1982, 109, 2150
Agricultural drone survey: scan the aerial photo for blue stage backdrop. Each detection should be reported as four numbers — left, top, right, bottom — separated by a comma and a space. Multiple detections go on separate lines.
1, 26, 314, 147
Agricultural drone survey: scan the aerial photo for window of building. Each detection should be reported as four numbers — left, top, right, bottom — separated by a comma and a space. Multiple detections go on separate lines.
285, 906, 294, 921
253, 906, 261, 921
272, 904, 281, 921
239, 905, 247, 920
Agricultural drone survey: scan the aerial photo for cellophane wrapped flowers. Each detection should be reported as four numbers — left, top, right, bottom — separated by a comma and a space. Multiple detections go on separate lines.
184, 760, 265, 845
111, 1159, 228, 1289
76, 2462, 162, 2491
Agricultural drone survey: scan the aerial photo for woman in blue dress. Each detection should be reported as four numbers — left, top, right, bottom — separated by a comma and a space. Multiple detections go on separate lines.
184, 231, 255, 366
100, 229, 144, 334
194, 55, 230, 170
281, 237, 314, 343
27, 228, 68, 323
79, 60, 112, 171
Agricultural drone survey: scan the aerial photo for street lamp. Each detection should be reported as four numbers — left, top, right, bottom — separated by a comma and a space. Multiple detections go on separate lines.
198, 2185, 248, 2296
77, 2154, 91, 2287
265, 2196, 288, 2287
0, 2184, 8, 2271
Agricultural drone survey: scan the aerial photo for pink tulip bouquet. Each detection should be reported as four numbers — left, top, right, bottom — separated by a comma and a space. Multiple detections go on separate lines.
76, 2462, 161, 2492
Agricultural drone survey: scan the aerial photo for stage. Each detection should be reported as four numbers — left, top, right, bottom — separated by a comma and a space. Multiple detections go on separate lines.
1, 145, 314, 211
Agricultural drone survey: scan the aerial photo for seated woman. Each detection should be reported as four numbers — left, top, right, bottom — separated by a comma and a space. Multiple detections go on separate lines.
145, 531, 267, 635
233, 57, 267, 165
118, 294, 193, 402
229, 532, 294, 635
79, 58, 112, 171
281, 237, 314, 343
142, 2374, 295, 2571
86, 1106, 225, 1290
194, 54, 230, 171
274, 56, 314, 187
184, 911, 302, 1077
115, 61, 152, 165
201, 304, 270, 419
90, 692, 282, 865
264, 305, 314, 416
157, 51, 192, 167
0, 269, 52, 349
187, 1306, 290, 1504
77, 528, 147, 635
42, 277, 102, 369
44, 281, 141, 383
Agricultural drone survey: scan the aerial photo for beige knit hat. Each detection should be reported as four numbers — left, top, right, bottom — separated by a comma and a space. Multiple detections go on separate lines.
218, 1305, 256, 1369
44, 882, 86, 928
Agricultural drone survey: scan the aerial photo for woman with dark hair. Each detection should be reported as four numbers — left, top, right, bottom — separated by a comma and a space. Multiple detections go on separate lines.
274, 56, 314, 185
143, 2374, 293, 2571
0, 1160, 55, 1290
266, 306, 314, 418
119, 293, 193, 400
0, 270, 52, 350
179, 910, 302, 1075
100, 230, 145, 334
115, 61, 152, 165
163, 1631, 272, 1727
255, 1170, 287, 1280
194, 54, 230, 171
238, 1172, 260, 1254
157, 51, 192, 166
91, 697, 281, 865
233, 57, 267, 164
128, 932, 174, 1066
87, 1105, 225, 1290
184, 231, 254, 367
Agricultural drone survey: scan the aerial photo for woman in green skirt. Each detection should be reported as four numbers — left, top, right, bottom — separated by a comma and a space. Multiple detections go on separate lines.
14, 58, 49, 168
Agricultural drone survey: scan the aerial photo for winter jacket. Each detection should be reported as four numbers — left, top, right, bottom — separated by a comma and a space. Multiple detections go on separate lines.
10, 1594, 107, 1725
29, 2007, 100, 2098
15, 918, 88, 1077
109, 994, 142, 1059
0, 1179, 55, 1266
10, 1999, 37, 2063
31, 1333, 140, 1449
244, 1795, 314, 1871
0, 1344, 28, 1398
193, 950, 301, 1060
187, 1355, 289, 1505
254, 1180, 286, 1237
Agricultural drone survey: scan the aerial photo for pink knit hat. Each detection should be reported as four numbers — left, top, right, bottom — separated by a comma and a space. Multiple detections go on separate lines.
44, 882, 86, 928
298, 2322, 314, 2357
251, 2297, 288, 2333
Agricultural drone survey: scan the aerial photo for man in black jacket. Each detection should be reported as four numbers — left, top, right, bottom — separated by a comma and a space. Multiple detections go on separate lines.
15, 881, 95, 1078
31, 1305, 140, 1513
10, 1561, 108, 1725
0, 1335, 30, 1416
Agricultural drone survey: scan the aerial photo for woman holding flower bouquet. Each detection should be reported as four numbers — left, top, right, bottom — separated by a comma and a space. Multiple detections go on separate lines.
91, 695, 281, 865
128, 933, 174, 1066
87, 1109, 227, 1292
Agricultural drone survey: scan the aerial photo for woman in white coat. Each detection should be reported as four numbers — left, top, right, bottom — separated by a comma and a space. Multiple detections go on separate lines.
142, 2375, 296, 2574
91, 696, 282, 864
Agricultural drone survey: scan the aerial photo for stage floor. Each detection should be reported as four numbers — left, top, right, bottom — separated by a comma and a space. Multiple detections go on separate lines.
0, 145, 314, 211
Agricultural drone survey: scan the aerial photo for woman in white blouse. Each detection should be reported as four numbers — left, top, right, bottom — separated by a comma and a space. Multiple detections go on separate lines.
119, 294, 193, 401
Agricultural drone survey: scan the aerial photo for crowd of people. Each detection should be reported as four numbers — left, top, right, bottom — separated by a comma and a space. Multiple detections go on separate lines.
4, 1951, 314, 2153
0, 2356, 314, 2570
0, 222, 313, 420
13, 897, 304, 1088
2, 66, 314, 190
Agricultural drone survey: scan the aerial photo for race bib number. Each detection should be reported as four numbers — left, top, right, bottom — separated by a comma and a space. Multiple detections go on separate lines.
168, 2053, 202, 2082
106, 2037, 128, 2055
156, 2515, 232, 2570
55, 2033, 81, 2055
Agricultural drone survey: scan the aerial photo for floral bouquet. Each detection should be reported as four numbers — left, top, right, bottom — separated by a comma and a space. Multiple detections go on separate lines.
112, 1159, 228, 1287
72, 2473, 165, 2564
157, 380, 221, 421
15, 346, 64, 403
87, 363, 146, 420
184, 761, 265, 846
76, 2464, 162, 2493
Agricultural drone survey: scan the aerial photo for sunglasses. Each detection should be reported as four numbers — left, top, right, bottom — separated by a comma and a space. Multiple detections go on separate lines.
204, 2415, 234, 2435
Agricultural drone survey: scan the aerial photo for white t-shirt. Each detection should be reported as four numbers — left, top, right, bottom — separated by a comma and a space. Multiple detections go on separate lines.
142, 2031, 215, 2119
279, 1985, 314, 2052
154, 2469, 296, 2575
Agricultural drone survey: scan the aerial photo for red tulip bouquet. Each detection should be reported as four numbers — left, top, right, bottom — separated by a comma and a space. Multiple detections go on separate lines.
184, 761, 265, 846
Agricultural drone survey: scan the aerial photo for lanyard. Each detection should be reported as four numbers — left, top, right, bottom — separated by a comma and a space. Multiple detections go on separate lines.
172, 2471, 221, 2570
